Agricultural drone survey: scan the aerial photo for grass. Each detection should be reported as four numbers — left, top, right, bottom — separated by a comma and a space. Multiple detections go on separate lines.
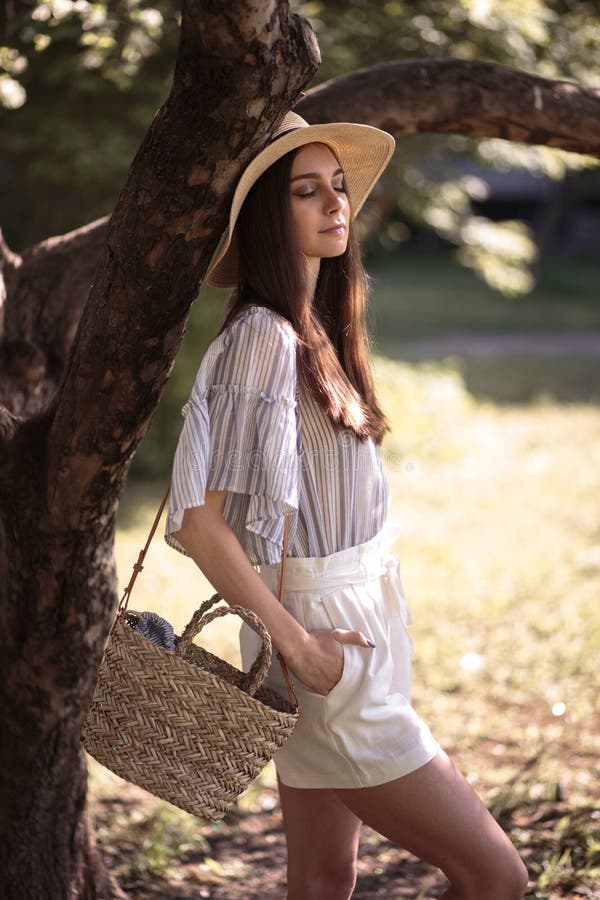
412, 355, 600, 405
367, 250, 600, 340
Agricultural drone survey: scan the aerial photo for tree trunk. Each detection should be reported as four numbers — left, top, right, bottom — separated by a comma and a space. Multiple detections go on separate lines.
0, 1, 318, 896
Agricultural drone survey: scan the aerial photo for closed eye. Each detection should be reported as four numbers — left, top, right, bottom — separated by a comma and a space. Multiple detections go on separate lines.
296, 184, 346, 199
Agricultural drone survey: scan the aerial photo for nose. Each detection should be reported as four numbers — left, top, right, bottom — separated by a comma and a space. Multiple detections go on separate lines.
324, 187, 347, 215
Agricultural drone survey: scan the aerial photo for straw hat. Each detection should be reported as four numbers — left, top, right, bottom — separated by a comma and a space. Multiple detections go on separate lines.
204, 111, 396, 288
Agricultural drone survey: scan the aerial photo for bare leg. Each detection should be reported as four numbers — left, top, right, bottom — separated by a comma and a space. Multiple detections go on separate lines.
276, 750, 527, 899
335, 750, 528, 900
277, 775, 362, 900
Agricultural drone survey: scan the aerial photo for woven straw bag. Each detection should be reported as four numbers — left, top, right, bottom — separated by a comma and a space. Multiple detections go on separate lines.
81, 486, 300, 821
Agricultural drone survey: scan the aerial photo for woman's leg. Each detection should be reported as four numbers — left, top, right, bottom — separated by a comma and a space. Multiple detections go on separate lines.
277, 775, 362, 900
334, 750, 529, 900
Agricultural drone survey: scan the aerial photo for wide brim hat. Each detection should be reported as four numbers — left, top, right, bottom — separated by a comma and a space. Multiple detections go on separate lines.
204, 111, 396, 288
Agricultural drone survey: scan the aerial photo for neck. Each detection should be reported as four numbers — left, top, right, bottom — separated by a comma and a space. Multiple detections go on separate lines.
305, 256, 320, 303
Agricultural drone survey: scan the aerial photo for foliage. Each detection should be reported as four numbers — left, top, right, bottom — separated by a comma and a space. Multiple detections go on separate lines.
0, 1, 180, 246
128, 286, 226, 481
293, 0, 600, 88
1, 0, 599, 295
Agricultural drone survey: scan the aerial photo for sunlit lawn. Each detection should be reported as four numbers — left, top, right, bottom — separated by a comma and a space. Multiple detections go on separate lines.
90, 345, 600, 899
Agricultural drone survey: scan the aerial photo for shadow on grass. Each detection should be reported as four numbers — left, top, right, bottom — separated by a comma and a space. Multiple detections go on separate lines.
369, 250, 600, 405
381, 353, 600, 406
369, 251, 600, 341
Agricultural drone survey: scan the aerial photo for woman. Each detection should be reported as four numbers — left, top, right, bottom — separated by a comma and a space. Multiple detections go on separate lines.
166, 112, 528, 900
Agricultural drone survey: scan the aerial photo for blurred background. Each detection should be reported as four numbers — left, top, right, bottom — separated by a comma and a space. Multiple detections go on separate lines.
2, 2, 599, 897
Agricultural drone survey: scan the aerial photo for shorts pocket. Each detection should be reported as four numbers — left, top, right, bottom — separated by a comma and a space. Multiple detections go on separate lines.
325, 640, 355, 700
280, 594, 344, 700
319, 594, 375, 701
292, 647, 345, 701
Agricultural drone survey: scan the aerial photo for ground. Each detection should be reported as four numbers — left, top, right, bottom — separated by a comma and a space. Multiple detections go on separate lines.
90, 770, 599, 899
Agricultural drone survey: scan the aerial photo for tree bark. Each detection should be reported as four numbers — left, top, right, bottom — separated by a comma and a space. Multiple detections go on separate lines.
0, 218, 109, 416
296, 58, 600, 156
0, 1, 318, 897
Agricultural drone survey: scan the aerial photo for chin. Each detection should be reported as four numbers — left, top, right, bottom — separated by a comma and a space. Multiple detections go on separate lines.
324, 247, 348, 259
318, 240, 349, 259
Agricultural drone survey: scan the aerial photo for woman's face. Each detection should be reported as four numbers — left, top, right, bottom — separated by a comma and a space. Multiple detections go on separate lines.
290, 143, 350, 267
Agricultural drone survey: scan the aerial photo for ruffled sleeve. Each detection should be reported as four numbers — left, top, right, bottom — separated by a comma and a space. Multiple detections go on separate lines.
165, 308, 299, 561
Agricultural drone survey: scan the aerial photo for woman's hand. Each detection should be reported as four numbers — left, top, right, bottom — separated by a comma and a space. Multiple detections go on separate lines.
287, 628, 375, 696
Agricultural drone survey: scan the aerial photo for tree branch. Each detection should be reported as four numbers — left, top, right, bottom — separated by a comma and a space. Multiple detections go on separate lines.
296, 58, 600, 157
45, 0, 319, 529
0, 218, 108, 416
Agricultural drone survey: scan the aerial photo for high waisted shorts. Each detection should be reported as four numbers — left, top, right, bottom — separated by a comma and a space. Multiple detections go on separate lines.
239, 521, 441, 789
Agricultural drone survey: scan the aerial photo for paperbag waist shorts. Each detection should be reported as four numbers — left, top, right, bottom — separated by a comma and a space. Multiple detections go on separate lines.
239, 521, 441, 789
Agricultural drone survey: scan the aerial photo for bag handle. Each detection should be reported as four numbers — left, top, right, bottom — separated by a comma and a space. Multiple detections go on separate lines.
177, 598, 273, 696
112, 483, 298, 709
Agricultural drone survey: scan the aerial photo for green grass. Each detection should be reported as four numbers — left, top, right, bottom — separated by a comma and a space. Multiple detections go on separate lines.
367, 250, 600, 340
413, 355, 600, 405
367, 251, 600, 405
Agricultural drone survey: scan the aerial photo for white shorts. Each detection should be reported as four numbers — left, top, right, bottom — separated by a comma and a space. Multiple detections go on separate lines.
239, 521, 441, 789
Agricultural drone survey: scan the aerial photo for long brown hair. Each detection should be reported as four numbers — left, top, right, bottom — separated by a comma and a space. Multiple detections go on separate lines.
217, 146, 389, 445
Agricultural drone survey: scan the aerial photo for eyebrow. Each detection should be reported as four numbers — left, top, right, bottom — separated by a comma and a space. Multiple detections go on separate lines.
290, 167, 344, 182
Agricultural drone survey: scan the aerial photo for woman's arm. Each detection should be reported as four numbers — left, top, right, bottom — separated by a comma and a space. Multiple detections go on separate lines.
172, 490, 374, 695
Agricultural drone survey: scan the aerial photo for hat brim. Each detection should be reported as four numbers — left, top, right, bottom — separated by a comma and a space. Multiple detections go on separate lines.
204, 122, 395, 288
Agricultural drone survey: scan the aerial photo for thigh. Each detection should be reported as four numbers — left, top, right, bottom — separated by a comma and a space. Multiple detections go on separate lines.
334, 750, 524, 890
277, 775, 362, 876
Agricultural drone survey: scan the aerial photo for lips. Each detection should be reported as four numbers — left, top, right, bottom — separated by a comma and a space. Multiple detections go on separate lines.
320, 223, 346, 234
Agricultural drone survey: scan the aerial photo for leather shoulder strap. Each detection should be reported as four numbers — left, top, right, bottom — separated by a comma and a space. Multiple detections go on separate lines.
276, 515, 299, 709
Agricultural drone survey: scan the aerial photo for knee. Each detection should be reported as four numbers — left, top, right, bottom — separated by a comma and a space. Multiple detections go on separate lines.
459, 850, 528, 900
504, 855, 529, 898
313, 861, 357, 900
495, 850, 528, 899
289, 858, 357, 900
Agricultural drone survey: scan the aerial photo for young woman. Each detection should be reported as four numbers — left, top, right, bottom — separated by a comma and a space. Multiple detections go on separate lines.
166, 112, 528, 900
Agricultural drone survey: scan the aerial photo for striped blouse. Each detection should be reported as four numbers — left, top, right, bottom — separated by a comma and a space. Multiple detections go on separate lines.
165, 305, 390, 565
